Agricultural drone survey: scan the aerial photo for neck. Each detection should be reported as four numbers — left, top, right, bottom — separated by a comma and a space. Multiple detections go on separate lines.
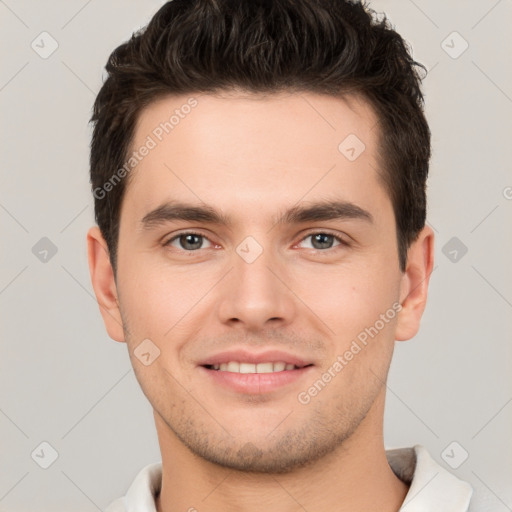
155, 391, 408, 512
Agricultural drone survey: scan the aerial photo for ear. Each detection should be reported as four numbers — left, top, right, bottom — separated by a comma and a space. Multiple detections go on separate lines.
395, 226, 435, 341
87, 226, 125, 342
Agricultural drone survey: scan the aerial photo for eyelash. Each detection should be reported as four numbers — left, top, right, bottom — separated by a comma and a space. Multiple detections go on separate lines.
163, 230, 350, 253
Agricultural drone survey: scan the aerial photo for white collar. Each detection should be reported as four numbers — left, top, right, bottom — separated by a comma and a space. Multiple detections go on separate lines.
387, 445, 472, 511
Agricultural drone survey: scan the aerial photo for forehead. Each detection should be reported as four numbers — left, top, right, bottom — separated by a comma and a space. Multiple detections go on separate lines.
121, 90, 387, 226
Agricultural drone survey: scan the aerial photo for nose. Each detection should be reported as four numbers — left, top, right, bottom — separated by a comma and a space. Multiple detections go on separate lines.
216, 242, 296, 331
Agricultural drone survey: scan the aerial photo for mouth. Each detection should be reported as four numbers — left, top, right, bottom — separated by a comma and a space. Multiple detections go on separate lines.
198, 350, 315, 394
203, 361, 313, 373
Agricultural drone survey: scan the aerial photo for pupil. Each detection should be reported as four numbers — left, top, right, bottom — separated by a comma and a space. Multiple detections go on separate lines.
313, 233, 333, 249
182, 234, 202, 250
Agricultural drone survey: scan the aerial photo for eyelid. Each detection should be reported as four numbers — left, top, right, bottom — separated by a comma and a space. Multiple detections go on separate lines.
163, 229, 350, 251
296, 229, 350, 249
164, 230, 215, 248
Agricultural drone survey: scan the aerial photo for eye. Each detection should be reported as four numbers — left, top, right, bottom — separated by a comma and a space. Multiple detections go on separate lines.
165, 232, 213, 251
298, 232, 346, 250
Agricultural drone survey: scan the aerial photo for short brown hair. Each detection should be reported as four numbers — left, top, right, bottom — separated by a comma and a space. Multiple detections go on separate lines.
90, 0, 431, 272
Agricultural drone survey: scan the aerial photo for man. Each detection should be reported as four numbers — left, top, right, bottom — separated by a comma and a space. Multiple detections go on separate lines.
87, 0, 474, 510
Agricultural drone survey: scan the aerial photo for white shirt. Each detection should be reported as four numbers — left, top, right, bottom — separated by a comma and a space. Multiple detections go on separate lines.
105, 445, 473, 511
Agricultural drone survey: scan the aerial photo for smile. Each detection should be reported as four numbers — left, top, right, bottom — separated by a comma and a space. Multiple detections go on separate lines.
205, 361, 307, 373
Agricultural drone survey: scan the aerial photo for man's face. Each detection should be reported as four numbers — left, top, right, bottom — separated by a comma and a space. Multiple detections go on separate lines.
110, 91, 409, 472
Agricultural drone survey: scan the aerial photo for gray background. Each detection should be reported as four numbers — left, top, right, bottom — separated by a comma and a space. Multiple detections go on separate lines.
1, 0, 511, 510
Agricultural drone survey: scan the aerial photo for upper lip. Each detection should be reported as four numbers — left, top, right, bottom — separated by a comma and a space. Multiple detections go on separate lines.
198, 349, 313, 368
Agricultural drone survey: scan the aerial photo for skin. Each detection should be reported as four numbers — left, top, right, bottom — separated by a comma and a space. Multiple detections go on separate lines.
88, 90, 434, 512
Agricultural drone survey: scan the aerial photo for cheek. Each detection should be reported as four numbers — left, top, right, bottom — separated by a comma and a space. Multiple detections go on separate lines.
296, 259, 400, 343
299, 265, 399, 403
117, 260, 217, 343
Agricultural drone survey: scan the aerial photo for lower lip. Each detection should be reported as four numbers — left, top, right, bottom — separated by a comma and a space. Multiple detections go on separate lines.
199, 366, 314, 394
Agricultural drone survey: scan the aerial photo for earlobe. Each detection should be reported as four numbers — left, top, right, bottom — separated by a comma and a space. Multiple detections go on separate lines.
87, 226, 125, 342
395, 226, 435, 341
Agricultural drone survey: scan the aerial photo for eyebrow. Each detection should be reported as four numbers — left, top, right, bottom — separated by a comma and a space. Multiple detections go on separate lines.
276, 200, 373, 225
140, 199, 373, 230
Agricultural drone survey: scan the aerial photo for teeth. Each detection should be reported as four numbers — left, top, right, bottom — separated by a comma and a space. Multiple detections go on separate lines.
273, 362, 286, 372
256, 362, 274, 373
227, 361, 239, 372
239, 363, 256, 374
210, 361, 300, 373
